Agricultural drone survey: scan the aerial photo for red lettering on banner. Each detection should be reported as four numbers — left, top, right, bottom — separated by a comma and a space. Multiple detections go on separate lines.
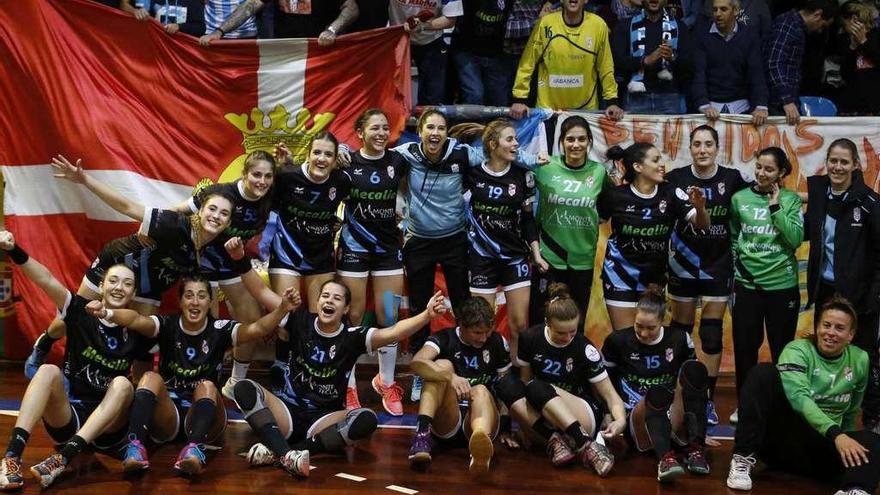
662, 118, 684, 161
723, 122, 733, 164
633, 119, 658, 144
794, 119, 823, 154
599, 117, 628, 146
761, 126, 780, 149
741, 124, 761, 162
781, 133, 805, 192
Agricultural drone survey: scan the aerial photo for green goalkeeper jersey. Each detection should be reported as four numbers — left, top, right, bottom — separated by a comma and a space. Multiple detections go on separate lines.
778, 338, 868, 436
730, 186, 804, 290
534, 157, 609, 270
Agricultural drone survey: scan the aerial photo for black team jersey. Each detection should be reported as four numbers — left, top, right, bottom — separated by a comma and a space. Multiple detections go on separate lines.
464, 163, 536, 260
151, 314, 240, 399
517, 324, 608, 399
272, 164, 352, 264
60, 293, 154, 401
665, 165, 750, 283
190, 180, 269, 242
340, 150, 407, 254
598, 183, 695, 288
602, 326, 696, 410
275, 307, 374, 412
425, 327, 512, 386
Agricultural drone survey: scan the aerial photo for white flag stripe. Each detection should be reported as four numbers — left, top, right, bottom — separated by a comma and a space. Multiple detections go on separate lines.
1, 165, 193, 220
257, 39, 308, 115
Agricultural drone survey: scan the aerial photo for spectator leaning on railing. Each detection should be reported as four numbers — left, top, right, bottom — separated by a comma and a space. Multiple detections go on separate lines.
765, 0, 837, 125
120, 0, 206, 36
510, 0, 624, 120
692, 0, 768, 125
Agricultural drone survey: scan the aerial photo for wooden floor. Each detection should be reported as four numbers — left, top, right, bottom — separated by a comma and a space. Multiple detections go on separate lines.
0, 362, 835, 494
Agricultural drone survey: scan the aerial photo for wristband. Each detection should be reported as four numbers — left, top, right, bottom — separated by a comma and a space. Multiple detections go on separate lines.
499, 415, 512, 434
232, 256, 252, 274
8, 245, 29, 265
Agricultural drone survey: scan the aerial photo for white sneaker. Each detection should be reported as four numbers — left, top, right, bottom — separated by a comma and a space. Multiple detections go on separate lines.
726, 453, 756, 490
834, 489, 870, 495
243, 443, 276, 467
280, 449, 310, 477
222, 377, 238, 401
729, 408, 738, 424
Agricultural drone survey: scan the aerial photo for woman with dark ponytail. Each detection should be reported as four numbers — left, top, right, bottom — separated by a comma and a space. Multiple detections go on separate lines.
494, 283, 627, 476
602, 285, 712, 482
598, 143, 710, 330
729, 146, 803, 412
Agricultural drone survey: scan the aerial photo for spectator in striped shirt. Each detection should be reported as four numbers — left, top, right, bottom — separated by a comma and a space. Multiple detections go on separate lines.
765, 0, 837, 125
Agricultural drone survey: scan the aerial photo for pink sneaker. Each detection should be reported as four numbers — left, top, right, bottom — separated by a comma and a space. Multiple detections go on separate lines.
371, 374, 404, 416
346, 386, 362, 410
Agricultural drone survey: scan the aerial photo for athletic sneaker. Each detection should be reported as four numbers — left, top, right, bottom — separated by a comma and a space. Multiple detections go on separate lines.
729, 408, 738, 424
174, 442, 206, 476
346, 386, 362, 410
657, 451, 685, 482
279, 449, 310, 477
726, 453, 756, 490
468, 429, 493, 474
24, 345, 48, 380
834, 489, 870, 495
371, 374, 404, 416
408, 430, 433, 464
221, 377, 238, 401
30, 453, 67, 488
244, 443, 277, 467
121, 438, 150, 472
0, 455, 23, 490
411, 376, 423, 402
706, 400, 719, 426
684, 445, 710, 475
579, 441, 615, 477
546, 432, 575, 466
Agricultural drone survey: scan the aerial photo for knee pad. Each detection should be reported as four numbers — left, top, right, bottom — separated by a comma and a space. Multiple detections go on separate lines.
670, 320, 694, 335
494, 374, 527, 408
232, 379, 265, 417
525, 379, 559, 411
679, 360, 709, 396
645, 385, 674, 413
698, 318, 723, 355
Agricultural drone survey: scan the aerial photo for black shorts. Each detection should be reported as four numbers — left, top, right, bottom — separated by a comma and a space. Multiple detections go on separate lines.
281, 402, 338, 443
151, 393, 227, 445
44, 397, 127, 450
268, 246, 335, 277
199, 243, 243, 286
336, 241, 404, 278
83, 243, 168, 306
601, 263, 665, 308
667, 274, 731, 303
469, 256, 531, 294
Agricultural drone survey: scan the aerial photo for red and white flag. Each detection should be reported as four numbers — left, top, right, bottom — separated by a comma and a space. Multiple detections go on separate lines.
0, 0, 411, 357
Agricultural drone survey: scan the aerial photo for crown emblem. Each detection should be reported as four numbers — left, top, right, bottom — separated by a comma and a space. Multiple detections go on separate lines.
219, 104, 335, 183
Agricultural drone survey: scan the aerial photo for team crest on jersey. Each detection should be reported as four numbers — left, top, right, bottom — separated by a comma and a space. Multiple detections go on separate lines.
585, 344, 601, 362
451, 164, 460, 173
497, 0, 505, 9
586, 176, 595, 188
845, 367, 853, 382
329, 187, 336, 200
718, 182, 726, 195
509, 183, 517, 196
665, 347, 674, 362
659, 200, 667, 213
387, 165, 395, 179
854, 208, 861, 222
202, 339, 209, 355
483, 349, 491, 363
214, 320, 228, 329
566, 357, 574, 372
329, 344, 337, 360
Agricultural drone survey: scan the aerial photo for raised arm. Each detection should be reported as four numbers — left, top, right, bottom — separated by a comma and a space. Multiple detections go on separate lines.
235, 287, 301, 344
0, 231, 69, 309
51, 155, 145, 221
369, 291, 447, 350
84, 300, 158, 337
